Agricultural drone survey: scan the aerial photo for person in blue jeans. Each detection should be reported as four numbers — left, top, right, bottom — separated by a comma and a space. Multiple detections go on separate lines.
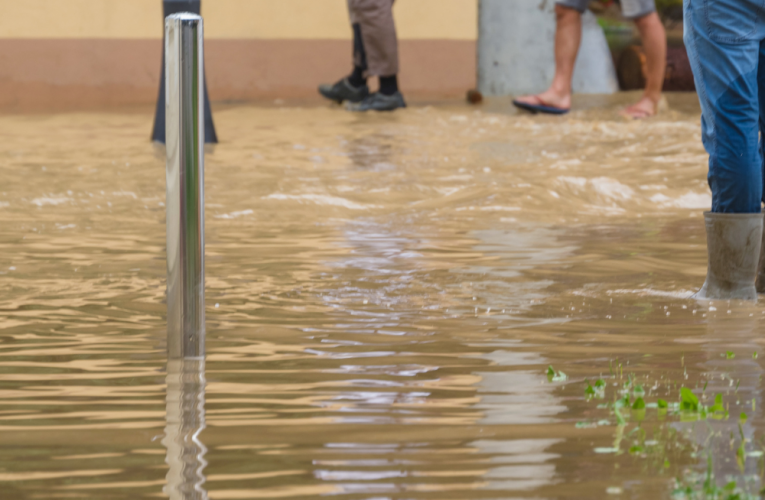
685, 0, 765, 299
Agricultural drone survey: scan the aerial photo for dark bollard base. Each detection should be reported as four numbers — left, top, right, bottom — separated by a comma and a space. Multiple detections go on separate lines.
151, 0, 218, 144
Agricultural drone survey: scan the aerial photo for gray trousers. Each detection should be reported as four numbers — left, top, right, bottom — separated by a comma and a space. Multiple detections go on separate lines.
348, 0, 399, 77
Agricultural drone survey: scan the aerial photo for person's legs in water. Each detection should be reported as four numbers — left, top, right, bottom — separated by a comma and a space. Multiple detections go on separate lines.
514, 3, 582, 113
685, 0, 764, 299
318, 23, 371, 103
622, 10, 666, 118
515, 0, 664, 117
348, 0, 406, 112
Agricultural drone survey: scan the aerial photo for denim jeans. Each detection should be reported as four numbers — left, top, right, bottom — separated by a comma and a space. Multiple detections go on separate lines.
684, 0, 765, 213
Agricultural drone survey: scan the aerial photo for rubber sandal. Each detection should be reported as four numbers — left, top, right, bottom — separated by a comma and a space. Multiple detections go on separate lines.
512, 98, 569, 115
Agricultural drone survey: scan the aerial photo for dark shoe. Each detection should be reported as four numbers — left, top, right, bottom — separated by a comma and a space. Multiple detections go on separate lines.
348, 92, 407, 112
318, 78, 369, 104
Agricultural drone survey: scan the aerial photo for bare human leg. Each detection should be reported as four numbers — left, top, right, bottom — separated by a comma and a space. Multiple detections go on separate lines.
514, 5, 582, 112
621, 11, 667, 119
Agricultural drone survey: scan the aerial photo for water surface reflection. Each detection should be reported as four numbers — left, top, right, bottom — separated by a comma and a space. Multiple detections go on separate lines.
0, 97, 763, 499
164, 359, 207, 500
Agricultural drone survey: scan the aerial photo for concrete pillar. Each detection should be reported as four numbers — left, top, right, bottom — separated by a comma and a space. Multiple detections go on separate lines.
477, 0, 619, 97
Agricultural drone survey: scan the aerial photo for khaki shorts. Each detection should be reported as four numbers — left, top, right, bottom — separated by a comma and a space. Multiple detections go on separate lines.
557, 0, 655, 19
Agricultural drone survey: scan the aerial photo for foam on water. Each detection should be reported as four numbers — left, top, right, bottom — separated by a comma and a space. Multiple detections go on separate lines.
31, 196, 70, 206
589, 177, 635, 200
264, 193, 377, 210
215, 209, 254, 219
650, 192, 711, 209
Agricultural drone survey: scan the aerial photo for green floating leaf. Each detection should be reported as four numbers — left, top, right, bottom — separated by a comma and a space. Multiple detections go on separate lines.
726, 351, 736, 359
615, 395, 631, 414
753, 352, 759, 359
585, 381, 604, 399
546, 365, 567, 382
629, 445, 644, 454
740, 412, 748, 424
710, 394, 725, 413
657, 399, 668, 409
680, 387, 699, 412
595, 379, 607, 389
632, 397, 646, 410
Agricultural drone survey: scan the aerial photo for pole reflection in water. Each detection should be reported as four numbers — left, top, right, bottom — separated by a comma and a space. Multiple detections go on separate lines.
163, 359, 208, 500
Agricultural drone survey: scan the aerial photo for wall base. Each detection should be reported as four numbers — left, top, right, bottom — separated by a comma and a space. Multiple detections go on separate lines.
0, 39, 476, 111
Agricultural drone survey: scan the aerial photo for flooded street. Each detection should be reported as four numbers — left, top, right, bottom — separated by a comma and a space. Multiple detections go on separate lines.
1, 94, 764, 499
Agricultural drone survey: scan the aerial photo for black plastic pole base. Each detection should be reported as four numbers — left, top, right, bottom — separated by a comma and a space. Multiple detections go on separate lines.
152, 0, 218, 144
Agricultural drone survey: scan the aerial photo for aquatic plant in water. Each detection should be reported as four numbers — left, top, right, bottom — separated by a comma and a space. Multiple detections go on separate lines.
673, 456, 762, 500
567, 361, 765, 498
547, 365, 568, 382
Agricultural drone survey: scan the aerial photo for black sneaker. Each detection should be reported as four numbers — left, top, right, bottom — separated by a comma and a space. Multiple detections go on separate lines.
348, 92, 407, 112
318, 78, 370, 104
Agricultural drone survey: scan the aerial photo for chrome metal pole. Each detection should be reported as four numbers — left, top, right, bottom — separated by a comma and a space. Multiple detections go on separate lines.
151, 1, 218, 145
166, 13, 205, 359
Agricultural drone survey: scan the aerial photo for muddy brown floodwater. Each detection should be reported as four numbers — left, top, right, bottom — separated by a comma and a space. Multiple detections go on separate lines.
1, 93, 764, 500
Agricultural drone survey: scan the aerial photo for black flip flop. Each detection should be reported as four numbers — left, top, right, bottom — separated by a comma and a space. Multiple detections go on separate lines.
512, 99, 570, 115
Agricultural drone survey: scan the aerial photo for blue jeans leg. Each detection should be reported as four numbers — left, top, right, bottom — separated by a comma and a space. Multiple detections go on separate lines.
759, 39, 765, 208
684, 0, 763, 213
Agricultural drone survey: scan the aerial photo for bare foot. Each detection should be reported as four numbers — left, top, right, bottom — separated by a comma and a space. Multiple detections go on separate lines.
620, 95, 658, 119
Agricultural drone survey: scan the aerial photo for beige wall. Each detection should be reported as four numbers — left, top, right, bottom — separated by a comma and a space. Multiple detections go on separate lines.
0, 0, 478, 110
0, 0, 477, 40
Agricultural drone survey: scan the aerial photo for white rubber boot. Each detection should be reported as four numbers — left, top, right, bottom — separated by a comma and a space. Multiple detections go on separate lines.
693, 212, 763, 301
757, 213, 765, 294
